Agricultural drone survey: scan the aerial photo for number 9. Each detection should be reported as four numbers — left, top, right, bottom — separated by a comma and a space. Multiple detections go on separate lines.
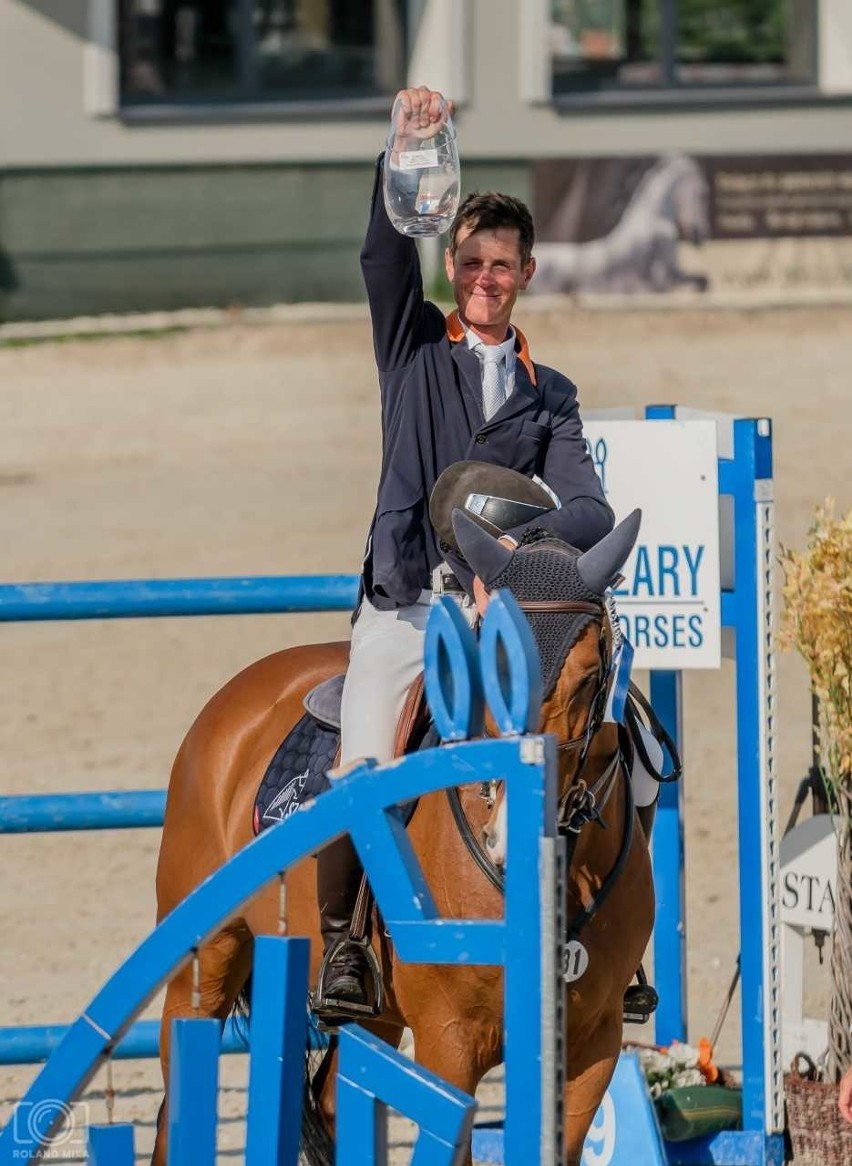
582, 1090, 616, 1166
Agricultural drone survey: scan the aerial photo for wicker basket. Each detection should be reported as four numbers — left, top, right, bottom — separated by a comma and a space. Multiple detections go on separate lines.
785, 1055, 852, 1166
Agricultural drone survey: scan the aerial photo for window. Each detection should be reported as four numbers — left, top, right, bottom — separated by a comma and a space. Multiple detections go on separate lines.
119, 1, 407, 107
551, 0, 662, 90
550, 0, 816, 95
676, 0, 813, 85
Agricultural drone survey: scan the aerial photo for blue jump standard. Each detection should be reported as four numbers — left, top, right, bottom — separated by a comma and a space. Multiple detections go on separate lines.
468, 1051, 787, 1166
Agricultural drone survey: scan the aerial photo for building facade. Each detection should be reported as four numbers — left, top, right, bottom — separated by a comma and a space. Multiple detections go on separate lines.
1, 0, 851, 319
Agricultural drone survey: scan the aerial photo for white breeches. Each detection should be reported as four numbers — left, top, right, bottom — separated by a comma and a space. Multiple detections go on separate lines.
339, 592, 432, 768
339, 591, 476, 768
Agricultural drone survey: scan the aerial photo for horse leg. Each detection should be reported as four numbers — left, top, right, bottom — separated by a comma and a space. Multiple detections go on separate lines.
311, 1017, 406, 1137
406, 1008, 499, 1166
299, 1017, 405, 1166
563, 1013, 622, 1166
151, 921, 253, 1166
242, 871, 409, 1157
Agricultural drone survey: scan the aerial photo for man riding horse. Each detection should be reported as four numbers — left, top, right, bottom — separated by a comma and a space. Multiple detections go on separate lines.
151, 89, 664, 1162
320, 85, 614, 1010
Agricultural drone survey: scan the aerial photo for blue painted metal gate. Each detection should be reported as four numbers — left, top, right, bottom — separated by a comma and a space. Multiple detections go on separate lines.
0, 593, 565, 1165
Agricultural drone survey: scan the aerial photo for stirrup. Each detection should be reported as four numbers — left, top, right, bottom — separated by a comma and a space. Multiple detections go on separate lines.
311, 937, 383, 1028
623, 965, 659, 1025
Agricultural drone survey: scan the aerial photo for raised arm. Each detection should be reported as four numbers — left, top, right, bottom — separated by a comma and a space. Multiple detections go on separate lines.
360, 88, 455, 373
360, 155, 423, 373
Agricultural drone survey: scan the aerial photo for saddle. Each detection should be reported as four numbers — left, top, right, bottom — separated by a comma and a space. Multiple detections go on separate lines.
252, 672, 430, 836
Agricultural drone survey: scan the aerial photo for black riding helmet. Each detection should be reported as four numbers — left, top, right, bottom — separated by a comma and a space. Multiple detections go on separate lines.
429, 461, 556, 555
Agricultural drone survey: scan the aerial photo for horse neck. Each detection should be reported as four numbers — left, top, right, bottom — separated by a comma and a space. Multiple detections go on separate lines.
613, 160, 682, 237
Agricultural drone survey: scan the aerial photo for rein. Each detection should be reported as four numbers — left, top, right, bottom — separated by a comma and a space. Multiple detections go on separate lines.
563, 760, 635, 940
446, 742, 632, 928
445, 786, 505, 894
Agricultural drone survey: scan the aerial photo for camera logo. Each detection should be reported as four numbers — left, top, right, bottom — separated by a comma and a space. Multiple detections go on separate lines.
12, 1100, 88, 1159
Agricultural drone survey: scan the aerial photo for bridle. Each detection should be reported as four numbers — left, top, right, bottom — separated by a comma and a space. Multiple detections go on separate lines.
513, 596, 615, 830
517, 593, 636, 937
448, 592, 635, 937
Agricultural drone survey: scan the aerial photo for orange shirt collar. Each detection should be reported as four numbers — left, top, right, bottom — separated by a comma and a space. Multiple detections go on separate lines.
445, 310, 537, 387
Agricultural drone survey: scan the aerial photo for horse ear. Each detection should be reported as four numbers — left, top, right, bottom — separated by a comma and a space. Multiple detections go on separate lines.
576, 510, 641, 594
452, 509, 515, 585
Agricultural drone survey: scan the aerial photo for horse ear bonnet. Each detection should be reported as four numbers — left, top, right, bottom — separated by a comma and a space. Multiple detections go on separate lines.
490, 530, 602, 699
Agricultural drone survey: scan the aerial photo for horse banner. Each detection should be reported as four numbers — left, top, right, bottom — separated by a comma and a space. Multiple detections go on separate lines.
532, 153, 852, 295
532, 155, 712, 294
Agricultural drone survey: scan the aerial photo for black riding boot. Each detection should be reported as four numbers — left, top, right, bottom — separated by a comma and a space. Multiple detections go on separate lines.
316, 835, 368, 1005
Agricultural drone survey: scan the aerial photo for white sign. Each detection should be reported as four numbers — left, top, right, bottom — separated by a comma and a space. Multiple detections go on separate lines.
583, 420, 721, 670
780, 814, 837, 932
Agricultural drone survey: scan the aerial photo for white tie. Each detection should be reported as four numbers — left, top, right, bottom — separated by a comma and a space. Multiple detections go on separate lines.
476, 344, 506, 421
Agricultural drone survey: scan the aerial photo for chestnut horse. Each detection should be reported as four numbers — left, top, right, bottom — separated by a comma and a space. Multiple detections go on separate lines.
152, 511, 653, 1165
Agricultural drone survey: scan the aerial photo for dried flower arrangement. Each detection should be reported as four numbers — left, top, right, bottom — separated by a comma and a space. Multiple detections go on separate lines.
780, 501, 852, 1082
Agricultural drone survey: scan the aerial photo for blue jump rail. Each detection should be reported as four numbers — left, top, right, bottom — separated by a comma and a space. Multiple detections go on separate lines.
0, 1018, 256, 1065
0, 1017, 326, 1066
0, 575, 360, 621
0, 791, 166, 834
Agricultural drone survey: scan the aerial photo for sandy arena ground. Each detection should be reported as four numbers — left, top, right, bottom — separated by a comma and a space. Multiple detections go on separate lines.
1, 300, 851, 1161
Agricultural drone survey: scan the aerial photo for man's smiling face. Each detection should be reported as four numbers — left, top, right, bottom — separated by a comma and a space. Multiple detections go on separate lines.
445, 224, 536, 345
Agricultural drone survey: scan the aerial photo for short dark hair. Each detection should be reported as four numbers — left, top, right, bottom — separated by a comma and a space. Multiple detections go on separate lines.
449, 192, 535, 266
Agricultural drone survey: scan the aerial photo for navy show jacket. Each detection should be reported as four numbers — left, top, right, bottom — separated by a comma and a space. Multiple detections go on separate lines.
360, 158, 614, 610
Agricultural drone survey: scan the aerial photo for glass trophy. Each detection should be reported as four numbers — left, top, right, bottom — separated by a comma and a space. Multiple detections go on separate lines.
383, 94, 460, 237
